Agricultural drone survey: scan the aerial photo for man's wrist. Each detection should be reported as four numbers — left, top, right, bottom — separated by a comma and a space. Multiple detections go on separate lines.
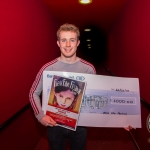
36, 111, 45, 121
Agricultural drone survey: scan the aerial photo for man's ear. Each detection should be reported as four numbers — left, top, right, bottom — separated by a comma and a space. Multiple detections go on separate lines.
77, 40, 80, 46
57, 41, 60, 47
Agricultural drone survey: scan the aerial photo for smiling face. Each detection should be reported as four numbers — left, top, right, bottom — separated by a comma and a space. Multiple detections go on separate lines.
57, 31, 80, 58
55, 89, 75, 109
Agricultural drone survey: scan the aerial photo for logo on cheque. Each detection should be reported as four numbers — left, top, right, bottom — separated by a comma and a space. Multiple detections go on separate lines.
76, 76, 85, 81
47, 74, 53, 78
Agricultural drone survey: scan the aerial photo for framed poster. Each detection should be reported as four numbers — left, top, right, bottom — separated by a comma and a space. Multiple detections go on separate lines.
45, 75, 86, 131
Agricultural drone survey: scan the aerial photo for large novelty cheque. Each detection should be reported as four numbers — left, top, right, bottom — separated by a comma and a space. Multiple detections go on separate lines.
42, 71, 141, 128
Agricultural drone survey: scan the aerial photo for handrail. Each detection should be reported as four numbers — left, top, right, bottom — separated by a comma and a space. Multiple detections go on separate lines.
100, 63, 116, 76
140, 97, 150, 108
129, 131, 140, 150
0, 103, 30, 132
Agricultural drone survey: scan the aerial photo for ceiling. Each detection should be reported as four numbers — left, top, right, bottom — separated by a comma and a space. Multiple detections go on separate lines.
43, 0, 127, 32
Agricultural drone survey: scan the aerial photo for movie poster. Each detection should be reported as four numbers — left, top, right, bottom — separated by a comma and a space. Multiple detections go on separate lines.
46, 75, 86, 131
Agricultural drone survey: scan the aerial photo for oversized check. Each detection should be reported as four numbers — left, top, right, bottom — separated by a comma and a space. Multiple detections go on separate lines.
42, 71, 141, 128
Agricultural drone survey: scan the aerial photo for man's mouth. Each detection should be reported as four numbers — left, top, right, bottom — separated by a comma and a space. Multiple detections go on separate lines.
64, 48, 72, 52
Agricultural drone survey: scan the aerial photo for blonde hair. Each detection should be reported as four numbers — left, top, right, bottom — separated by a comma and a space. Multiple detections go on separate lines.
57, 23, 80, 40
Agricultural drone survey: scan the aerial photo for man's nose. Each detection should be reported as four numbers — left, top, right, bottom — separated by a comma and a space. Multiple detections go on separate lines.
66, 41, 71, 46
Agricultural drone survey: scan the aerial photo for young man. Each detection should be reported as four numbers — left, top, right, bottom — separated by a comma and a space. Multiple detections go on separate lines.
29, 23, 96, 150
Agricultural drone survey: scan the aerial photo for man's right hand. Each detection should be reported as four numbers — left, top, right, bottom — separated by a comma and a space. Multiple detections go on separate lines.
124, 125, 136, 131
40, 115, 57, 127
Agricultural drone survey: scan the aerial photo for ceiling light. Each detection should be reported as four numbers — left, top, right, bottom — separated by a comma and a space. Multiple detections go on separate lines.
87, 44, 91, 46
88, 47, 91, 49
86, 39, 91, 41
79, 0, 92, 4
84, 29, 91, 31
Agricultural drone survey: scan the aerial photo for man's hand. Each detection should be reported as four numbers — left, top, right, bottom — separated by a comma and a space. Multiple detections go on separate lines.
124, 125, 136, 131
40, 115, 57, 127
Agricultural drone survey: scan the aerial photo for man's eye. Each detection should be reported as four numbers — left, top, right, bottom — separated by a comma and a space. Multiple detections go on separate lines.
61, 39, 66, 42
70, 39, 75, 42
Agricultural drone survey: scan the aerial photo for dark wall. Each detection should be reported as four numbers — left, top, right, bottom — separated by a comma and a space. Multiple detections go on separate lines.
106, 0, 150, 149
0, 0, 60, 125
107, 0, 150, 103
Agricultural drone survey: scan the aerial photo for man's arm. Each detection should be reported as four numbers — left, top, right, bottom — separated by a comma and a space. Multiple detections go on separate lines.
29, 70, 56, 126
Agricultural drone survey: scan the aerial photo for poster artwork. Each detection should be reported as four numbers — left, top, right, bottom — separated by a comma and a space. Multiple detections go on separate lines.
46, 75, 86, 131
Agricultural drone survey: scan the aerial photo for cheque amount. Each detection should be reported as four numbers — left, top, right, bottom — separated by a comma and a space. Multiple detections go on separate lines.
111, 96, 136, 105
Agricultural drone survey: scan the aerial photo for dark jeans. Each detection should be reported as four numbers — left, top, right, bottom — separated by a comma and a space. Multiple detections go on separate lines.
47, 126, 87, 150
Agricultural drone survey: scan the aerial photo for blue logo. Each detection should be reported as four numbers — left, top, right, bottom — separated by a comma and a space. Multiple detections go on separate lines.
76, 76, 85, 81
69, 76, 74, 79
47, 74, 53, 78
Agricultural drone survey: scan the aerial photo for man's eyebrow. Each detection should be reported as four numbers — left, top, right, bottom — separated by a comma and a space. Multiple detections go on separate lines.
70, 38, 77, 41
70, 38, 75, 39
61, 38, 76, 39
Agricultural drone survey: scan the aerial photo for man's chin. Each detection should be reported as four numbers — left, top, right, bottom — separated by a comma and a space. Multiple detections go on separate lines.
61, 53, 76, 58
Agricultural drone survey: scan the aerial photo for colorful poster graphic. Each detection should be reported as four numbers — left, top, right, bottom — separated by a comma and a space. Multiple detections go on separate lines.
46, 75, 86, 131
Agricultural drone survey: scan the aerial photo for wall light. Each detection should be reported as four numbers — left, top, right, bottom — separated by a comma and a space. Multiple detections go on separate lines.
84, 29, 91, 31
79, 0, 92, 4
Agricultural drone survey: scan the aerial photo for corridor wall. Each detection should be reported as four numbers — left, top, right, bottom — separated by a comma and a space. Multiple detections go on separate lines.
107, 0, 150, 149
107, 0, 150, 103
0, 0, 59, 125
0, 0, 60, 149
